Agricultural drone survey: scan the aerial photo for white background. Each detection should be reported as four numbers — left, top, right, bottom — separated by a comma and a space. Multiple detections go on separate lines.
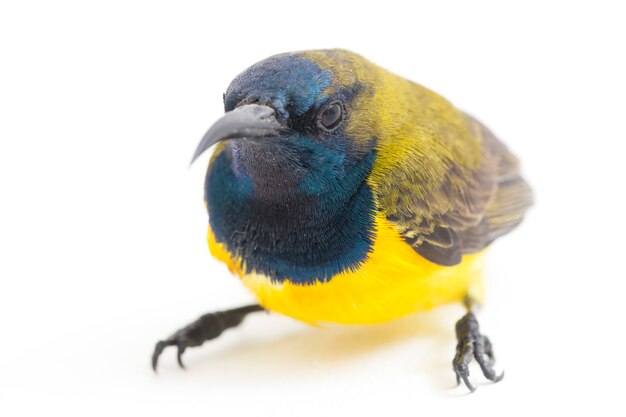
1, 1, 625, 415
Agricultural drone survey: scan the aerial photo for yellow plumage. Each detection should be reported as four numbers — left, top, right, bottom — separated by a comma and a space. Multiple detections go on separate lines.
204, 50, 530, 325
154, 50, 531, 389
209, 213, 485, 325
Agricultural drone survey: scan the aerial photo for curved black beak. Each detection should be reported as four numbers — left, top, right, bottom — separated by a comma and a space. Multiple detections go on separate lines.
191, 104, 286, 165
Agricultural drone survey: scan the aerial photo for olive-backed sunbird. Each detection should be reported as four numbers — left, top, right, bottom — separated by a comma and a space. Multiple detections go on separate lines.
152, 49, 533, 391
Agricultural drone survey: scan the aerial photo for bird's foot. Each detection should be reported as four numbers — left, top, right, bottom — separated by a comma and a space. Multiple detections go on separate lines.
152, 304, 264, 371
452, 311, 503, 392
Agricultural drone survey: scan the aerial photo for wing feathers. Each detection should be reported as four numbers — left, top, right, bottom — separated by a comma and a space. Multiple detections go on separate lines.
377, 114, 532, 266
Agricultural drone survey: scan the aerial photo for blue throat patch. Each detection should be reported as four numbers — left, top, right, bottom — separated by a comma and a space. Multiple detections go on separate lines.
206, 149, 377, 285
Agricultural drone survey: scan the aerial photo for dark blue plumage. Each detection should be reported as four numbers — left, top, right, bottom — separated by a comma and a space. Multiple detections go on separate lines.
155, 50, 529, 389
224, 54, 332, 118
204, 53, 380, 284
206, 147, 377, 284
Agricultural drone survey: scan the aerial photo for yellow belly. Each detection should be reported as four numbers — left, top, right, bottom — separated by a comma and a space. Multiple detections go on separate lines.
208, 214, 485, 325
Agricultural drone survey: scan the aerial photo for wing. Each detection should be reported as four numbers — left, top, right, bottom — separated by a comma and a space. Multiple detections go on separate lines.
375, 114, 533, 266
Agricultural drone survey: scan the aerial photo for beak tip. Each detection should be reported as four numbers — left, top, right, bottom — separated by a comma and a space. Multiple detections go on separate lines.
189, 148, 204, 167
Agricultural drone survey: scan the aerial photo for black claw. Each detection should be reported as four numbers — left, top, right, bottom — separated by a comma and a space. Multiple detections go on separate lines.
152, 341, 166, 372
177, 343, 187, 369
453, 361, 476, 392
461, 374, 477, 392
452, 311, 502, 392
151, 304, 264, 371
151, 338, 187, 372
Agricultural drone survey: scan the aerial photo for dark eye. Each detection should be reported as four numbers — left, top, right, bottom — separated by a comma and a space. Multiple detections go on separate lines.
318, 101, 344, 131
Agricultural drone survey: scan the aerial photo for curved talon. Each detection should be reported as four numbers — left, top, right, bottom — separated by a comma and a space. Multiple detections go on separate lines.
151, 339, 189, 371
453, 311, 502, 392
152, 341, 167, 372
453, 362, 476, 392
151, 304, 264, 372
177, 343, 187, 369
460, 374, 476, 392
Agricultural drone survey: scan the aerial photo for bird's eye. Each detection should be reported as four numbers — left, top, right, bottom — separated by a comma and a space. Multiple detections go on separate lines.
318, 101, 344, 131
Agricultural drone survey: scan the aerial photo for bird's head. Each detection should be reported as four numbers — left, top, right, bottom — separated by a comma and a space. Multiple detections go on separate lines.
193, 49, 388, 198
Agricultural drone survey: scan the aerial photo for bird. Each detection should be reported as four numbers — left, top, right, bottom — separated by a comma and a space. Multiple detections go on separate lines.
152, 49, 533, 391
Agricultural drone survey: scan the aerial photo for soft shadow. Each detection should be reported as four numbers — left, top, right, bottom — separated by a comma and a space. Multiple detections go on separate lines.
161, 305, 464, 390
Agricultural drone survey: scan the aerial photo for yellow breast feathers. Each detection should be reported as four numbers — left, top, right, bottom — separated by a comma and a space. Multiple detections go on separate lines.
208, 213, 485, 325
